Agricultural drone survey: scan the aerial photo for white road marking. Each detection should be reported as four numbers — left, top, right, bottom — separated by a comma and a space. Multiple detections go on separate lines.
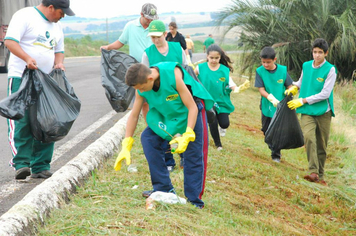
0, 110, 117, 203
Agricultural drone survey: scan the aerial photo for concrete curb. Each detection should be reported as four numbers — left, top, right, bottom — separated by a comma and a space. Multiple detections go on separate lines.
0, 112, 130, 236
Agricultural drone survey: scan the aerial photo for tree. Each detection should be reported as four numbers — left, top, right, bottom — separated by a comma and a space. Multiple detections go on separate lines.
217, 0, 356, 81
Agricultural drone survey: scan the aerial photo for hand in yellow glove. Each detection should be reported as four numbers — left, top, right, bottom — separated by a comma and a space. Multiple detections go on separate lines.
287, 98, 304, 110
267, 94, 280, 107
186, 54, 195, 70
284, 85, 299, 96
234, 79, 250, 93
114, 137, 134, 171
169, 127, 195, 154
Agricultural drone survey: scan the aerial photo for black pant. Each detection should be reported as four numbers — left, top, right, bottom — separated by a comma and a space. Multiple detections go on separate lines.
208, 113, 230, 147
261, 112, 281, 159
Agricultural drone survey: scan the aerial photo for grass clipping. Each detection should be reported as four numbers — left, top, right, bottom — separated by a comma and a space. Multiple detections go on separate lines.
38, 78, 356, 235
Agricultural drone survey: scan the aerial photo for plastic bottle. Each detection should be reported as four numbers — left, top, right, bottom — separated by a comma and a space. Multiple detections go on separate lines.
170, 133, 182, 153
127, 164, 137, 173
145, 197, 155, 210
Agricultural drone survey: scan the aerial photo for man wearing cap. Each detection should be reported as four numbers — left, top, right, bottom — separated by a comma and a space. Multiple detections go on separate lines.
100, 3, 158, 62
4, 0, 75, 180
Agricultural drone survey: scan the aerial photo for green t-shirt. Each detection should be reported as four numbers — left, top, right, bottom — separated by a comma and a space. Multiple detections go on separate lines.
256, 64, 287, 118
204, 37, 215, 48
145, 41, 182, 66
197, 62, 234, 113
138, 62, 215, 140
297, 60, 336, 117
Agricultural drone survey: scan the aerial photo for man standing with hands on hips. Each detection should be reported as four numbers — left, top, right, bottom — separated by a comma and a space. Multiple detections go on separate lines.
4, 0, 75, 179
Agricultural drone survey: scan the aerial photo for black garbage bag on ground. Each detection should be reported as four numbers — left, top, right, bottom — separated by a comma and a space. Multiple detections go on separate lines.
29, 69, 81, 143
100, 49, 137, 112
0, 70, 38, 120
265, 94, 304, 150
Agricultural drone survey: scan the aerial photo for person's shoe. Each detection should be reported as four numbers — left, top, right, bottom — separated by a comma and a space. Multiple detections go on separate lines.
317, 180, 327, 186
304, 173, 319, 182
217, 146, 223, 151
142, 190, 154, 198
219, 127, 226, 137
15, 167, 31, 180
272, 158, 280, 163
167, 166, 174, 172
31, 170, 53, 179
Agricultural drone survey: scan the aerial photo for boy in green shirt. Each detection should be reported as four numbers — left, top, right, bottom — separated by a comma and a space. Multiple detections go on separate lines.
287, 38, 337, 185
255, 47, 295, 162
114, 62, 214, 208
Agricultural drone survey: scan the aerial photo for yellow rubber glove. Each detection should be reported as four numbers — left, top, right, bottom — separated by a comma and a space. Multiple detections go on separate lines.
267, 94, 280, 107
234, 79, 250, 93
287, 98, 304, 110
284, 85, 299, 96
169, 127, 195, 154
186, 54, 195, 70
114, 137, 134, 171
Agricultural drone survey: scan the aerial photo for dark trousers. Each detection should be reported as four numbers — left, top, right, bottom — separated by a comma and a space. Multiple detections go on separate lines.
141, 102, 208, 207
7, 77, 54, 173
162, 140, 176, 167
261, 112, 281, 159
208, 113, 230, 147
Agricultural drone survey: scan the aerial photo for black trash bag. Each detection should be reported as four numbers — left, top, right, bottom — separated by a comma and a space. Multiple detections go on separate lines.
29, 69, 81, 143
265, 94, 304, 150
0, 69, 38, 120
100, 49, 137, 112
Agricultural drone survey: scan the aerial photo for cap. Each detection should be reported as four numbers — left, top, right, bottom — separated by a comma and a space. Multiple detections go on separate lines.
141, 3, 158, 20
147, 20, 165, 37
48, 0, 75, 16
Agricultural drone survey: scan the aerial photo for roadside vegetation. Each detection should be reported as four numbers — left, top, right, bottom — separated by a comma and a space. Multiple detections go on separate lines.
64, 35, 236, 58
36, 57, 356, 234
217, 0, 356, 81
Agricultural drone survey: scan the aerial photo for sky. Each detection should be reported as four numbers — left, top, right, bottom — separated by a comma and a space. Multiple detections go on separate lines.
69, 0, 234, 18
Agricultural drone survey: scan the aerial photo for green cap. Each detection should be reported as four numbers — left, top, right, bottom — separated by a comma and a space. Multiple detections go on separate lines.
148, 20, 166, 37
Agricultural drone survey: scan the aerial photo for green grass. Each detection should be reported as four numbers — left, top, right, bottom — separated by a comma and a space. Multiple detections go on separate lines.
36, 76, 356, 235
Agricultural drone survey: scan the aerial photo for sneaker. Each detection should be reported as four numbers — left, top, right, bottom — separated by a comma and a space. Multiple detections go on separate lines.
219, 127, 226, 137
15, 167, 31, 180
142, 190, 154, 198
167, 166, 174, 172
317, 180, 327, 186
304, 173, 319, 182
272, 158, 280, 163
217, 146, 223, 151
31, 170, 53, 179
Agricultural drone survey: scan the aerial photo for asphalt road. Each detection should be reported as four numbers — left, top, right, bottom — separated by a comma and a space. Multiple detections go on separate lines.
0, 53, 207, 216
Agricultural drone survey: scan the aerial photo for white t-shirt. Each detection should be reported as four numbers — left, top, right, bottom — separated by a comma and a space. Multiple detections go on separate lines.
5, 7, 64, 77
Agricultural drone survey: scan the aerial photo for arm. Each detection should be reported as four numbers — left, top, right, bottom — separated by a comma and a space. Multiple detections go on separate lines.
125, 90, 144, 137
141, 52, 150, 66
258, 87, 269, 99
181, 48, 189, 66
305, 67, 337, 104
5, 40, 37, 70
54, 52, 65, 70
100, 40, 124, 51
174, 67, 198, 130
194, 65, 199, 76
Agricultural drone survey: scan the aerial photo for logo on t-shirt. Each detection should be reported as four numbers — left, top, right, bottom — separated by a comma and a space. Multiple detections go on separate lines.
46, 31, 50, 39
317, 77, 324, 83
277, 79, 284, 83
166, 94, 179, 101
158, 122, 167, 131
219, 77, 226, 82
